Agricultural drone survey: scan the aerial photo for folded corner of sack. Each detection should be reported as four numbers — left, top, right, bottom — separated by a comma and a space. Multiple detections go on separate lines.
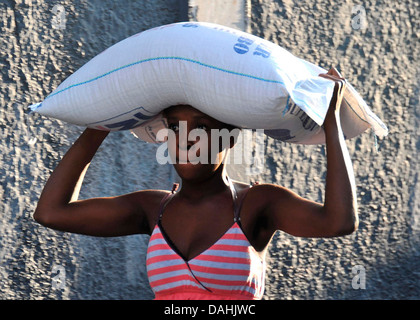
368, 112, 389, 139
291, 76, 336, 126
28, 102, 42, 113
130, 112, 168, 143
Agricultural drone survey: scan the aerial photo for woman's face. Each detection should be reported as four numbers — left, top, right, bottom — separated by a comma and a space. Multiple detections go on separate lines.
163, 105, 236, 181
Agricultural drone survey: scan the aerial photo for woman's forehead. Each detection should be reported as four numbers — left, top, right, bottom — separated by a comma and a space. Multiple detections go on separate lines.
164, 105, 213, 120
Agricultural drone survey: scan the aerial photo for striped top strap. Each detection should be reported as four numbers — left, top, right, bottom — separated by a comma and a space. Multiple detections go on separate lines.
157, 183, 178, 221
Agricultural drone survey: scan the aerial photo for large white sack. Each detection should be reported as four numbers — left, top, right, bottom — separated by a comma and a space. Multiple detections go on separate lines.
29, 21, 388, 144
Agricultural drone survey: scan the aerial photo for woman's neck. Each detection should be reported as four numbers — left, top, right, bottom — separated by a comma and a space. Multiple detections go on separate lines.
178, 166, 231, 201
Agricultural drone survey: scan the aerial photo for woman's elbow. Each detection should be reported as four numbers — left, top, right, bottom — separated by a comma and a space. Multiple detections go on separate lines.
33, 207, 54, 228
337, 221, 358, 236
336, 210, 359, 236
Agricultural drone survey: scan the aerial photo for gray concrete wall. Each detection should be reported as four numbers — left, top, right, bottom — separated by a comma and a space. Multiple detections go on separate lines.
249, 0, 419, 299
0, 0, 181, 300
0, 0, 418, 300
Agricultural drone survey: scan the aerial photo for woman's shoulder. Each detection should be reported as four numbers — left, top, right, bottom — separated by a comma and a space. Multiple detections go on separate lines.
232, 179, 280, 193
232, 180, 293, 208
124, 188, 174, 227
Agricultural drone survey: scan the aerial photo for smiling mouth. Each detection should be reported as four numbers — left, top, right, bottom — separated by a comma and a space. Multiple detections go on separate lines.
175, 147, 202, 164
175, 156, 200, 164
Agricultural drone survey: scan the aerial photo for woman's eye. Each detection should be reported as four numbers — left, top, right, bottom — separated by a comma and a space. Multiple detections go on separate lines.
196, 124, 208, 130
168, 123, 179, 132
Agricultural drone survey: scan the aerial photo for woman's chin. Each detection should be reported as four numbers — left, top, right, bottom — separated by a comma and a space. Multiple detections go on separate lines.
173, 160, 222, 181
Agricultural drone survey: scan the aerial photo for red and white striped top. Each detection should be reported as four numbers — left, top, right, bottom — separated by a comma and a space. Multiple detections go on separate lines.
146, 181, 266, 300
146, 222, 265, 300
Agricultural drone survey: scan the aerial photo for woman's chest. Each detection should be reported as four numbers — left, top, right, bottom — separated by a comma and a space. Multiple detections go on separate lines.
160, 199, 236, 261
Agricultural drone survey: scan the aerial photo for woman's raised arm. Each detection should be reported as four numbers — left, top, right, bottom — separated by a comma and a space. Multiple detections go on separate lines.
34, 128, 153, 236
257, 68, 359, 238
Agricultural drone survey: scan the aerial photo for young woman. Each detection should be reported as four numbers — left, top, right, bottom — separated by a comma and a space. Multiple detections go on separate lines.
34, 68, 358, 300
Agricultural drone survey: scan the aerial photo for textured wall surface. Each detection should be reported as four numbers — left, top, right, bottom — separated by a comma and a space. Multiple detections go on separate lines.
249, 0, 419, 299
0, 0, 418, 300
0, 0, 180, 300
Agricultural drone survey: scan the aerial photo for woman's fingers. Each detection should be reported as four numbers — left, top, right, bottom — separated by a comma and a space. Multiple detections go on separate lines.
327, 67, 343, 78
319, 73, 345, 82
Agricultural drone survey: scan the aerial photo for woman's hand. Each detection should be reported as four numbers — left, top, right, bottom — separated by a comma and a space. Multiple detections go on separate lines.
319, 67, 347, 131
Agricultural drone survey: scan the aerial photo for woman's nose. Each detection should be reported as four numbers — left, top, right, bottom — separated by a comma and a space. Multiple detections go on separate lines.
178, 133, 194, 151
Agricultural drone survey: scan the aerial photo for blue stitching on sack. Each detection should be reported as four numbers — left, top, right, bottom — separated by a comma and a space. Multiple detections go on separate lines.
39, 56, 334, 125
282, 95, 291, 117
43, 56, 286, 102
